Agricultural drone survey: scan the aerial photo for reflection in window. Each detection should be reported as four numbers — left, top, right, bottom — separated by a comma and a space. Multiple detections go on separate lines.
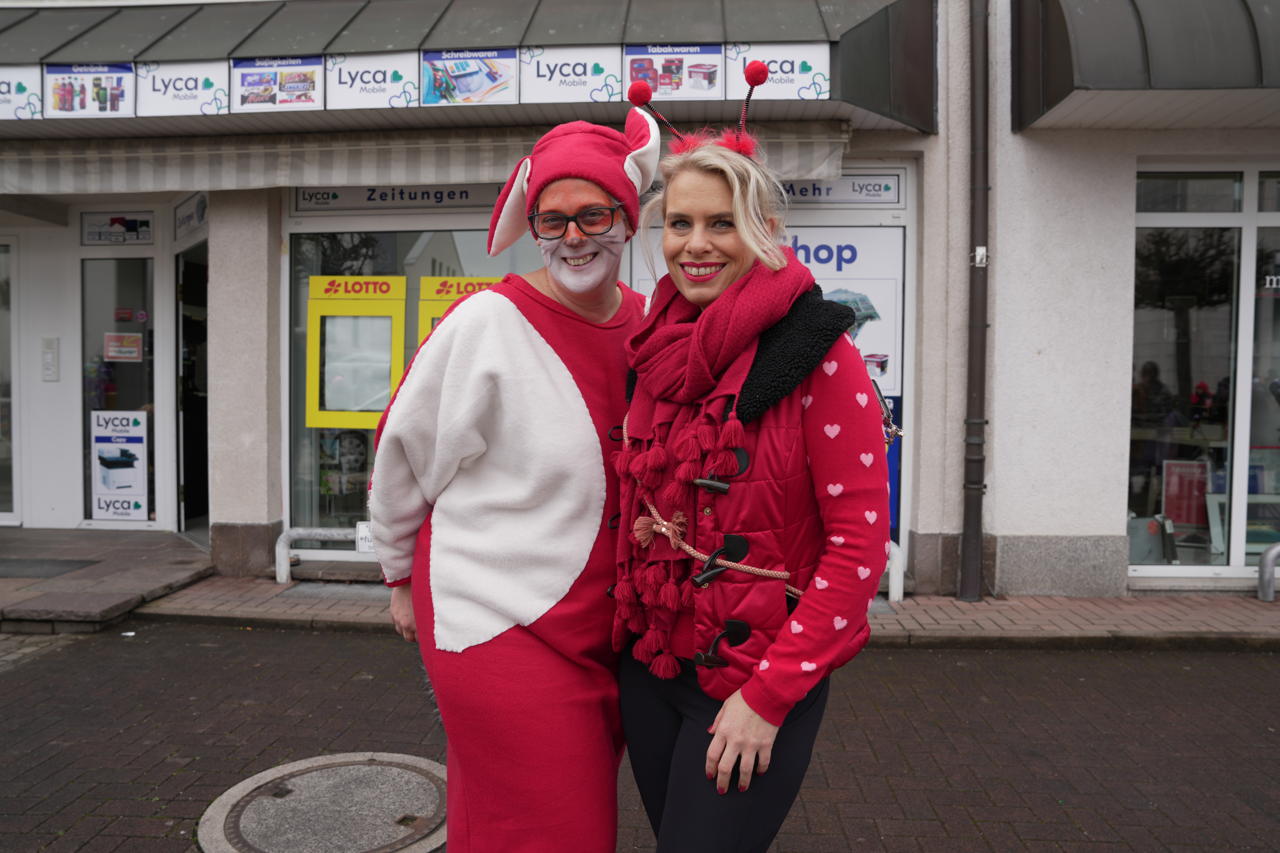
319, 316, 391, 412
1260, 173, 1280, 213
1137, 172, 1241, 213
1129, 227, 1239, 565
1246, 228, 1280, 562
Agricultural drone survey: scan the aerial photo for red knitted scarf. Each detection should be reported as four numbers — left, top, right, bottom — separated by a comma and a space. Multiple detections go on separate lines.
614, 248, 815, 677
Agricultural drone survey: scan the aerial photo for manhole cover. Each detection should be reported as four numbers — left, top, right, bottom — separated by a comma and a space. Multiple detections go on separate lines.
199, 752, 446, 853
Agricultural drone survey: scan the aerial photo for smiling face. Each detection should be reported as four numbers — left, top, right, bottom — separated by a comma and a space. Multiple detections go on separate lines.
534, 178, 631, 295
662, 169, 760, 309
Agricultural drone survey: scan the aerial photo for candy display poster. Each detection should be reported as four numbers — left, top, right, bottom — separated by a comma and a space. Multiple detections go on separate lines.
230, 56, 324, 113
81, 211, 155, 246
624, 45, 724, 101
724, 43, 830, 101
519, 45, 622, 103
0, 65, 42, 120
44, 64, 136, 119
326, 52, 419, 110
421, 49, 517, 106
135, 60, 229, 117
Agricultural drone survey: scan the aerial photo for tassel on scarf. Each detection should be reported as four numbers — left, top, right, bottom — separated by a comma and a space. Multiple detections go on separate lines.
696, 420, 718, 452
707, 449, 737, 479
680, 579, 696, 607
673, 428, 701, 461
634, 628, 664, 662
645, 444, 669, 473
632, 515, 656, 548
627, 611, 648, 634
719, 412, 745, 449
675, 460, 701, 484
612, 447, 633, 478
614, 577, 636, 604
658, 579, 680, 610
661, 480, 691, 509
649, 651, 682, 679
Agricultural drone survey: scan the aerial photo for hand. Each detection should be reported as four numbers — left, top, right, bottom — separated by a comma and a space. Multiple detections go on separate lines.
705, 689, 779, 794
389, 584, 417, 642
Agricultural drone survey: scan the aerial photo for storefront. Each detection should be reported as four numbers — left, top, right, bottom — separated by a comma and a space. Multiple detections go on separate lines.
3, 0, 1278, 598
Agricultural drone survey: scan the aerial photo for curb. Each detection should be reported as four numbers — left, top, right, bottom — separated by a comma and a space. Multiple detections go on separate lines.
127, 609, 1280, 650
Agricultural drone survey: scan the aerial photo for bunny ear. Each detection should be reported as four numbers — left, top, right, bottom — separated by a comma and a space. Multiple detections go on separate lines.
622, 107, 659, 203
487, 156, 532, 256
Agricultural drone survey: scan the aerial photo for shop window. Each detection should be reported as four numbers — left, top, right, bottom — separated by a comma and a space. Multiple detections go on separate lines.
1137, 172, 1242, 213
1245, 227, 1280, 562
1129, 227, 1239, 565
1260, 173, 1280, 212
288, 230, 548, 548
0, 246, 11, 514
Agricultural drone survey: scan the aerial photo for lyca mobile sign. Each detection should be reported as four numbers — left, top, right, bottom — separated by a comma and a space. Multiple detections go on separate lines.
136, 61, 230, 117
295, 184, 500, 212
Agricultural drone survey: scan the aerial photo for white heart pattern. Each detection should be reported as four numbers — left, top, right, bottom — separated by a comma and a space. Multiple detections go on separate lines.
790, 620, 804, 634
833, 616, 848, 630
759, 659, 770, 671
824, 424, 841, 439
864, 510, 878, 524
801, 661, 818, 672
822, 360, 838, 376
860, 452, 874, 467
855, 392, 869, 408
814, 576, 829, 589
857, 566, 872, 580
801, 395, 813, 409
829, 535, 845, 546
827, 483, 844, 497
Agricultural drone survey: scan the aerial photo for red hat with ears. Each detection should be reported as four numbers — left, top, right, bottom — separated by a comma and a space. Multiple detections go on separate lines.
487, 107, 659, 256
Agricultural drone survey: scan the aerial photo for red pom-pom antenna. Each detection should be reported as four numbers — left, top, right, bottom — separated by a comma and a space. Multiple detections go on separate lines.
737, 61, 769, 146
628, 80, 686, 147
627, 81, 652, 107
744, 60, 769, 87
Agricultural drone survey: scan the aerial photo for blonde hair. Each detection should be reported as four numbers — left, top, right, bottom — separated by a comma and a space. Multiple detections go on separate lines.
639, 143, 788, 273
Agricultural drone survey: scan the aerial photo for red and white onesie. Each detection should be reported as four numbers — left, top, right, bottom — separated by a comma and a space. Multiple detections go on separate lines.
370, 276, 644, 852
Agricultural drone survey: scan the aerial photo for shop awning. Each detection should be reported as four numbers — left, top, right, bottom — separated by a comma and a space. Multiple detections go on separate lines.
1014, 0, 1280, 130
0, 120, 847, 195
0, 0, 936, 141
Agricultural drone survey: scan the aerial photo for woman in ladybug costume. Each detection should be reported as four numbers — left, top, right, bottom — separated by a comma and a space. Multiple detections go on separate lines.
616, 68, 891, 852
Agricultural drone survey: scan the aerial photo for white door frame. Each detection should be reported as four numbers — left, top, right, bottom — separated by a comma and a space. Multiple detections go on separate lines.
0, 234, 20, 526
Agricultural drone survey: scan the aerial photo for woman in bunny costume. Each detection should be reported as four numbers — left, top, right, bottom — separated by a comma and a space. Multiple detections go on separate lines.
369, 107, 658, 852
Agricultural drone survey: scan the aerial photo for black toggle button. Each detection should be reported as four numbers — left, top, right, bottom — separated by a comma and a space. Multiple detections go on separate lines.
694, 478, 730, 495
694, 619, 751, 668
691, 535, 749, 587
605, 583, 616, 599
607, 512, 620, 530
608, 425, 624, 441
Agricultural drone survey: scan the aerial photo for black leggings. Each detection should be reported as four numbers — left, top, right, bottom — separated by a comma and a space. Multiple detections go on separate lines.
619, 652, 829, 853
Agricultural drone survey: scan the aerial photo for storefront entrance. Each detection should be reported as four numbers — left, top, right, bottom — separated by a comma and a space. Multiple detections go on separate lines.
177, 242, 208, 543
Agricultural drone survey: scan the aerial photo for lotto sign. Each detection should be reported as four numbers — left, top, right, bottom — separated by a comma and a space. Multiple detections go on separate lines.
624, 45, 724, 100
135, 60, 229, 117
724, 43, 830, 100
421, 49, 517, 105
309, 276, 407, 300
90, 410, 148, 520
44, 64, 136, 118
326, 53, 419, 110
231, 57, 323, 113
0, 65, 42, 120
519, 45, 622, 103
419, 277, 501, 340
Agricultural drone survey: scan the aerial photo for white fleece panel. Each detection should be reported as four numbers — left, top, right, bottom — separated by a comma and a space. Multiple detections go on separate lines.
368, 289, 605, 652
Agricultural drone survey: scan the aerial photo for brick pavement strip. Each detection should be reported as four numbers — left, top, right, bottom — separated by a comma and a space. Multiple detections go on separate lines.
1, 623, 1277, 851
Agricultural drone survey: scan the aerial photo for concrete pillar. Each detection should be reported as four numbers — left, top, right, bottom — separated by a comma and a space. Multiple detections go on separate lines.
206, 189, 283, 574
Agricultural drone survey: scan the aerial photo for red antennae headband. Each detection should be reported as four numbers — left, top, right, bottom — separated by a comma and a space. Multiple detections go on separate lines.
628, 60, 770, 159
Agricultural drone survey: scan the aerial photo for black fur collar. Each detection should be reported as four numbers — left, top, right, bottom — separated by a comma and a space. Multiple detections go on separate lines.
736, 286, 856, 424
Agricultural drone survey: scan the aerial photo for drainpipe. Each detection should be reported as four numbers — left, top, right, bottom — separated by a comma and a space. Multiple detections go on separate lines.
959, 0, 990, 602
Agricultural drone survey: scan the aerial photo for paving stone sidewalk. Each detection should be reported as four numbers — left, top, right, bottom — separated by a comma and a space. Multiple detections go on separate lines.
137, 576, 1280, 648
1, 622, 1277, 852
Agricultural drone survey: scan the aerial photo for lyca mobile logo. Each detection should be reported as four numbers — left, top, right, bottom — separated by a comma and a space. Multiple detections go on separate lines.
0, 81, 28, 95
746, 57, 814, 85
536, 60, 606, 86
95, 414, 141, 429
325, 279, 393, 295
337, 67, 404, 88
96, 497, 143, 512
152, 76, 215, 96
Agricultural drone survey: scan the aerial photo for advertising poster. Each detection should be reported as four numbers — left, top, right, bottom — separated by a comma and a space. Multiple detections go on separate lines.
419, 277, 500, 341
326, 52, 419, 110
783, 174, 903, 206
1163, 460, 1209, 526
421, 49, 517, 105
174, 192, 208, 243
296, 184, 500, 212
104, 333, 143, 363
624, 45, 724, 100
519, 45, 622, 103
0, 65, 42, 120
791, 226, 905, 396
135, 60, 229, 117
81, 211, 154, 245
90, 410, 148, 521
44, 64, 136, 118
230, 56, 323, 113
724, 43, 830, 101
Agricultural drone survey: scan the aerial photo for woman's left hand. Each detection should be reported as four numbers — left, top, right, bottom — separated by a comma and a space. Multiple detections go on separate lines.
706, 689, 780, 794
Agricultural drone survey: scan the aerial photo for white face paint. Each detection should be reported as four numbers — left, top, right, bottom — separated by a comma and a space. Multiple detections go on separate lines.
538, 217, 628, 295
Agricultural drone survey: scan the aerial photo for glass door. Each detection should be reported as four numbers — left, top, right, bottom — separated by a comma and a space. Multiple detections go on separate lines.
82, 258, 155, 522
0, 242, 15, 524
